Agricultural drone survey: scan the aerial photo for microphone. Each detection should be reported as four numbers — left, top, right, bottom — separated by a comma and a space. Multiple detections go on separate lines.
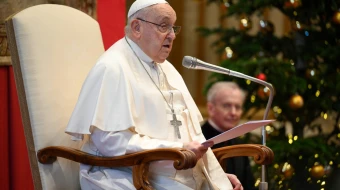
182, 56, 232, 75
183, 56, 253, 79
182, 56, 274, 92
182, 55, 274, 190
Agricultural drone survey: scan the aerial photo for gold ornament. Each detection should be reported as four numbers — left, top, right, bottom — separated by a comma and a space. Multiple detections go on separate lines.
289, 94, 304, 109
281, 162, 294, 179
310, 165, 325, 178
332, 11, 340, 24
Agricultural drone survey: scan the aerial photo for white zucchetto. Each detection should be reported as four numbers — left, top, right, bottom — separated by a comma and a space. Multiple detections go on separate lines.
128, 0, 168, 18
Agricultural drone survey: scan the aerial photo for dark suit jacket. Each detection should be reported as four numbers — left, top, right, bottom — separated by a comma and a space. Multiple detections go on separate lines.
202, 121, 256, 190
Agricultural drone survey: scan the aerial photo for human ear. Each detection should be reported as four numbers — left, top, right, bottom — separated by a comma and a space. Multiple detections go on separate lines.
131, 19, 141, 37
207, 102, 214, 115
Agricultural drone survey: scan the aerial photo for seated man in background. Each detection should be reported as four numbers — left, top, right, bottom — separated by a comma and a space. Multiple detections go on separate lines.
202, 81, 256, 190
65, 0, 243, 189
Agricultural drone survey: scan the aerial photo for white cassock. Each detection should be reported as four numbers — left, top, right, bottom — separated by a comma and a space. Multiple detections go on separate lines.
65, 37, 233, 190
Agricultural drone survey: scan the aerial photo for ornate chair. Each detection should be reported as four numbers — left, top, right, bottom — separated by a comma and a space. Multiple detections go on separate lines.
5, 4, 273, 190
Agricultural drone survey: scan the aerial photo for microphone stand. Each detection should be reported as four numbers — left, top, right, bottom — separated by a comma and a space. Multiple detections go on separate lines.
229, 71, 274, 190
183, 57, 274, 190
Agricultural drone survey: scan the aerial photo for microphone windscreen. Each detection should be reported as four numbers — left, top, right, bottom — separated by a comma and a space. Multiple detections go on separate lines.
182, 56, 195, 69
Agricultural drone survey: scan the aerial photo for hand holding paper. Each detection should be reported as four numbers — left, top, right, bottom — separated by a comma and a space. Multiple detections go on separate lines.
202, 120, 275, 145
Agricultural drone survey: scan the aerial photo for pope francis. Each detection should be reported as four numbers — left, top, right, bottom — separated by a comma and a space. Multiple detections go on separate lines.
65, 0, 242, 189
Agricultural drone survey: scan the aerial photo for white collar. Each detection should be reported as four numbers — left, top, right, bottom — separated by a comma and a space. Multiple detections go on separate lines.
207, 119, 225, 133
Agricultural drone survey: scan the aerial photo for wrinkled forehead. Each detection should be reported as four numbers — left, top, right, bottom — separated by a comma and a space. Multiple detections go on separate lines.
217, 88, 245, 102
145, 4, 176, 21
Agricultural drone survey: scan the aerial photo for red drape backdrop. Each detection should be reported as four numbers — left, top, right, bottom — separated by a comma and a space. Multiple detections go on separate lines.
98, 0, 126, 50
0, 1, 125, 189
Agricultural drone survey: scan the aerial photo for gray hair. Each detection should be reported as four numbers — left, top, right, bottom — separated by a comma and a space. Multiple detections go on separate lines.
125, 6, 154, 35
207, 81, 247, 103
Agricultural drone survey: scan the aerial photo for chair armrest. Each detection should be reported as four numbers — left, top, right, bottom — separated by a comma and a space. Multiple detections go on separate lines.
37, 146, 197, 190
212, 144, 274, 169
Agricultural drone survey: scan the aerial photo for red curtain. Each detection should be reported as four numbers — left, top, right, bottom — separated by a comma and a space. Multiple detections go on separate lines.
0, 1, 125, 189
0, 67, 10, 190
0, 67, 32, 190
98, 0, 126, 50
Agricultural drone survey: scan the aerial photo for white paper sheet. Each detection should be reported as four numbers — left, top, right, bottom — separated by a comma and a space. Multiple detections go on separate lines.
202, 120, 275, 145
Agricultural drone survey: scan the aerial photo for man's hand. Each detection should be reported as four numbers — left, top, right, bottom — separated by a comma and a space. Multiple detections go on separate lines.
226, 173, 243, 190
183, 141, 214, 160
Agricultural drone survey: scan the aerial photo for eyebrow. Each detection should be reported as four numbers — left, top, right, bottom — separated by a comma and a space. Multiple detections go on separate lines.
154, 15, 174, 24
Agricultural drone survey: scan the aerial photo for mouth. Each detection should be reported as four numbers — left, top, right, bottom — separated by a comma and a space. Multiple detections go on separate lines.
163, 44, 171, 49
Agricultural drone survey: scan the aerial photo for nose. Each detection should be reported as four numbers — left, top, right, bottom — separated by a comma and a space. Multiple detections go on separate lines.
167, 29, 176, 40
229, 106, 237, 115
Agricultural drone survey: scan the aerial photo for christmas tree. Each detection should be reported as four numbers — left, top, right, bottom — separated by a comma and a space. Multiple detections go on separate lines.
198, 0, 340, 189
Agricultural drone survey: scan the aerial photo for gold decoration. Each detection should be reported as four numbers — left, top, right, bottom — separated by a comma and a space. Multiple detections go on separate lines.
310, 165, 325, 178
332, 11, 340, 24
281, 162, 294, 179
289, 94, 304, 109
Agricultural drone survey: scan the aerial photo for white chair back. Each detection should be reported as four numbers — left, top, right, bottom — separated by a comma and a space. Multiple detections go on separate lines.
6, 4, 105, 189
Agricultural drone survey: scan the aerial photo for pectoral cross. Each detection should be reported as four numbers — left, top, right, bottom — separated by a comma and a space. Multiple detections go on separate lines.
170, 109, 182, 139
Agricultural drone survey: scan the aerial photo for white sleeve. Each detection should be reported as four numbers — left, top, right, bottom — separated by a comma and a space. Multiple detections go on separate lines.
91, 127, 183, 157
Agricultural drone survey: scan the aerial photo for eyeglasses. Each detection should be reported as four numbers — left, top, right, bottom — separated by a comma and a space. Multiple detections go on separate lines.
137, 18, 181, 35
